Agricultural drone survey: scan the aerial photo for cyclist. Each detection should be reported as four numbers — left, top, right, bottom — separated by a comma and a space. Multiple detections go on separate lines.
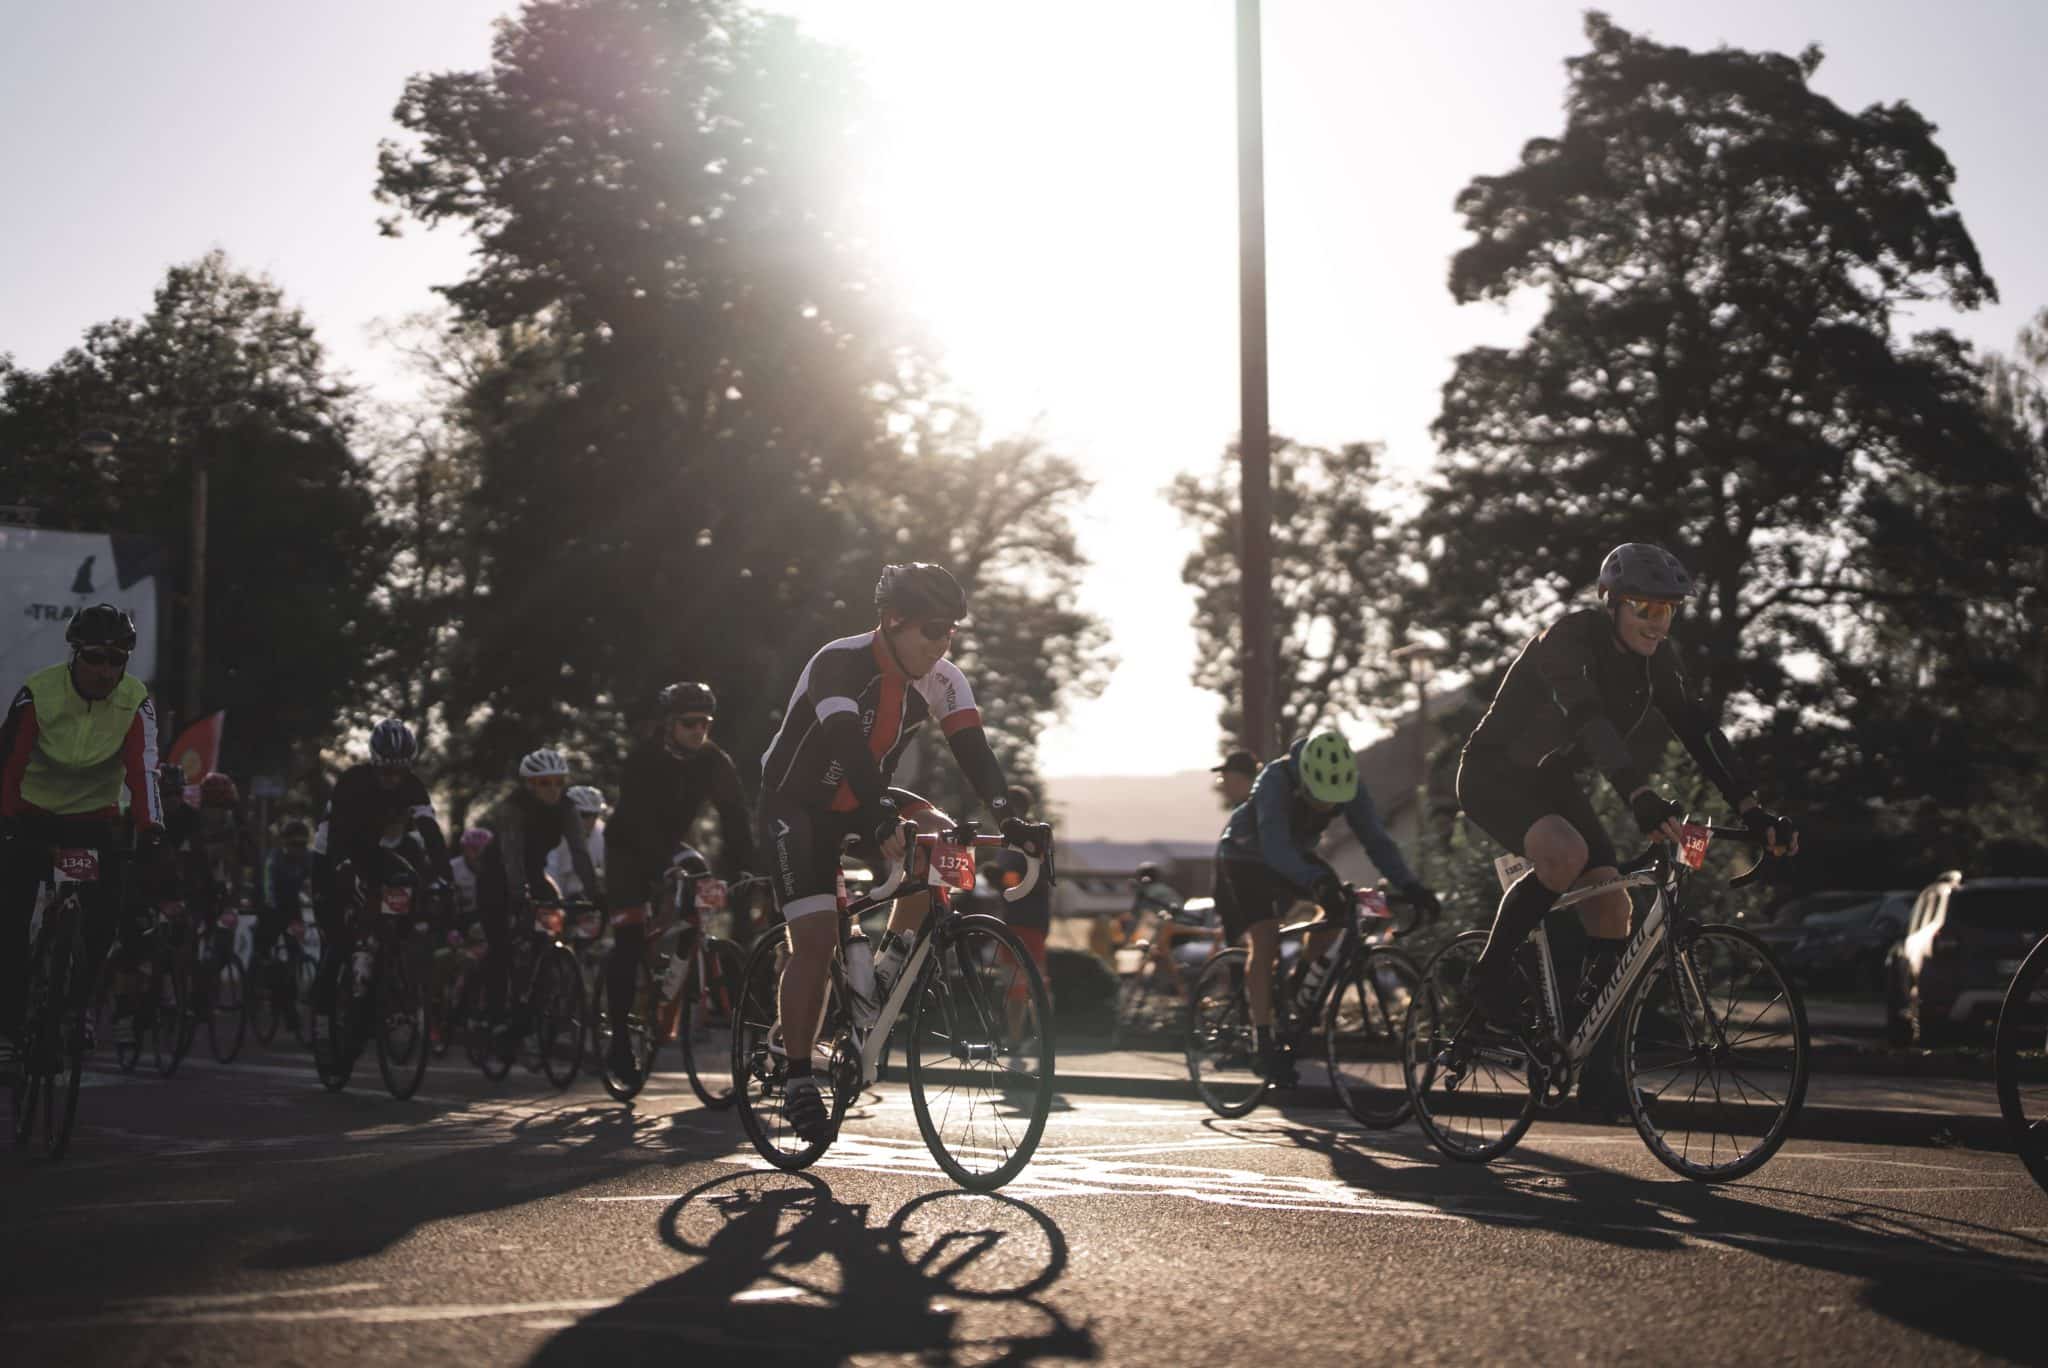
477, 749, 602, 1040
1456, 542, 1797, 1115
984, 785, 1052, 1050
0, 604, 165, 1076
182, 771, 257, 1018
255, 817, 315, 1029
451, 827, 492, 921
1216, 729, 1441, 1080
601, 681, 755, 1083
1211, 749, 1258, 807
548, 784, 607, 901
308, 719, 454, 1067
757, 562, 1049, 1143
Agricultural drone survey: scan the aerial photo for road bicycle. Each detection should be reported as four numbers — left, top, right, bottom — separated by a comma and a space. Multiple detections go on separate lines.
732, 822, 1055, 1191
1184, 884, 1428, 1126
113, 899, 194, 1077
460, 892, 589, 1091
1112, 877, 1222, 1043
10, 842, 124, 1158
1404, 820, 1806, 1182
198, 888, 249, 1063
250, 905, 319, 1049
1994, 929, 2048, 1194
312, 853, 440, 1100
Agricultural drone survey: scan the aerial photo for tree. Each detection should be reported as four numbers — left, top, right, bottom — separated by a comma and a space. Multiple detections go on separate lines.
0, 251, 388, 785
1170, 436, 1412, 745
1399, 14, 2027, 845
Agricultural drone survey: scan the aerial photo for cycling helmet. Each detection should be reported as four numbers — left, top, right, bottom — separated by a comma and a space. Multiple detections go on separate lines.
1134, 861, 1162, 884
1298, 730, 1359, 805
567, 785, 607, 816
281, 819, 311, 843
875, 562, 968, 622
670, 845, 712, 878
459, 828, 493, 856
66, 603, 138, 653
199, 772, 239, 808
369, 719, 419, 769
1597, 543, 1694, 600
657, 681, 717, 715
518, 748, 570, 780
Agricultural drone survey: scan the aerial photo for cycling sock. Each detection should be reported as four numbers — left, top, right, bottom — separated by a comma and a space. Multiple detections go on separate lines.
787, 1058, 814, 1080
1474, 871, 1558, 982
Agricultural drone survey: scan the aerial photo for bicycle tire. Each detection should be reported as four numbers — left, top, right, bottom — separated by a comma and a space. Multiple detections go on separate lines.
1184, 949, 1270, 1118
1324, 945, 1421, 1129
1996, 932, 2048, 1195
537, 946, 586, 1091
596, 955, 660, 1102
375, 949, 431, 1101
312, 981, 357, 1093
731, 929, 848, 1171
14, 912, 88, 1158
907, 915, 1054, 1191
1403, 930, 1542, 1163
680, 937, 745, 1109
250, 956, 282, 1046
1623, 922, 1809, 1182
291, 953, 318, 1047
154, 952, 192, 1078
209, 957, 248, 1063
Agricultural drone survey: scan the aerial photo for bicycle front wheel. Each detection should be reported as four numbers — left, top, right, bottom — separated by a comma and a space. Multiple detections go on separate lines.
250, 957, 281, 1046
375, 948, 432, 1101
907, 916, 1054, 1192
1325, 946, 1421, 1128
152, 957, 191, 1078
14, 918, 88, 1158
209, 957, 247, 1063
731, 929, 847, 1171
291, 952, 318, 1047
680, 937, 745, 1109
1623, 923, 1809, 1182
1184, 949, 1269, 1118
1403, 930, 1541, 1163
1997, 933, 2048, 1194
596, 956, 659, 1102
536, 946, 586, 1091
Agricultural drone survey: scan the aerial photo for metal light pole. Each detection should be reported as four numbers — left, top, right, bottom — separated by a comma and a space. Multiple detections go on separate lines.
1235, 0, 1275, 755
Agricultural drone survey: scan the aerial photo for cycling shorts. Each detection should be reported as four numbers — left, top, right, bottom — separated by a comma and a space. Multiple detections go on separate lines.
1455, 748, 1618, 873
603, 839, 664, 914
1215, 858, 1303, 945
760, 786, 934, 922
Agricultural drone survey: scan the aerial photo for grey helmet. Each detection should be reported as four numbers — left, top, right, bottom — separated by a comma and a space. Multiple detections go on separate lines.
1597, 543, 1694, 599
369, 719, 420, 769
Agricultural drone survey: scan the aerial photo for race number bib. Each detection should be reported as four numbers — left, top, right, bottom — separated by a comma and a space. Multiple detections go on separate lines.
1494, 853, 1535, 892
930, 840, 977, 892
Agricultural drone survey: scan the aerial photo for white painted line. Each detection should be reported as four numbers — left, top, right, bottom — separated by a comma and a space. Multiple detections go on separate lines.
1842, 1186, 2023, 1194
731, 1287, 807, 1303
14, 1297, 624, 1330
108, 1282, 387, 1311
60, 1198, 235, 1211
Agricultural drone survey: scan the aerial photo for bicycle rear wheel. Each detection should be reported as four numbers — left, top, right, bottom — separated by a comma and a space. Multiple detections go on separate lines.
1624, 923, 1808, 1182
209, 957, 247, 1063
375, 949, 431, 1100
596, 955, 659, 1101
1997, 932, 2048, 1194
13, 915, 87, 1158
250, 956, 281, 1046
1184, 949, 1269, 1118
731, 930, 846, 1171
151, 955, 191, 1078
1325, 945, 1421, 1128
537, 946, 586, 1091
291, 952, 318, 1047
907, 916, 1054, 1191
312, 982, 357, 1093
680, 937, 745, 1109
1403, 930, 1542, 1163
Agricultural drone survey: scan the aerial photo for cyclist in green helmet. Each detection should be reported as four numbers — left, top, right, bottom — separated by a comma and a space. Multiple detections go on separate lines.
1215, 728, 1439, 1080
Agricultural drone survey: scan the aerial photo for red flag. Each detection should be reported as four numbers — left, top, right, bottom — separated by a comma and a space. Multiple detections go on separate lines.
166, 711, 226, 790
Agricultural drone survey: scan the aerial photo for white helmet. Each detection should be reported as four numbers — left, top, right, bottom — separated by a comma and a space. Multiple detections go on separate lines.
518, 748, 570, 779
567, 784, 607, 816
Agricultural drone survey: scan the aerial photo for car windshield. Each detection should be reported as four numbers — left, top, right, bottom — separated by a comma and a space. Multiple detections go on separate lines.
1947, 887, 2048, 933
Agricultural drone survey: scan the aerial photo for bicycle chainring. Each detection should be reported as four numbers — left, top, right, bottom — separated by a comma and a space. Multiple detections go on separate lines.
1531, 1034, 1573, 1107
830, 1033, 862, 1102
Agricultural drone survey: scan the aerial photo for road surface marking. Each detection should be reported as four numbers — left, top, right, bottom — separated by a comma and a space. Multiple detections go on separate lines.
107, 1282, 386, 1311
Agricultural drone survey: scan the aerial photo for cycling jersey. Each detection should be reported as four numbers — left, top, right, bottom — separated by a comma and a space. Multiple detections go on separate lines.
606, 738, 754, 888
1463, 608, 1753, 804
481, 786, 599, 914
0, 664, 161, 828
546, 819, 604, 899
312, 764, 451, 893
759, 631, 1004, 819
1217, 736, 1418, 896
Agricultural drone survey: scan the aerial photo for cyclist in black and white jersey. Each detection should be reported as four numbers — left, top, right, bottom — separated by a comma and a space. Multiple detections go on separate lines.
759, 562, 1049, 1144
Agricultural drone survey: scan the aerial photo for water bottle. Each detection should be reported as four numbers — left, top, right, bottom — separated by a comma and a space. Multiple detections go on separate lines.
845, 936, 878, 1028
351, 947, 373, 999
1295, 935, 1345, 1016
660, 950, 687, 1003
872, 932, 910, 1003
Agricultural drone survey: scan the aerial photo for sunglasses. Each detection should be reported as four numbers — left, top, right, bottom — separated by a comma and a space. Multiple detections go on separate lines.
76, 648, 129, 668
1618, 595, 1680, 624
916, 619, 957, 641
674, 715, 714, 730
526, 776, 568, 790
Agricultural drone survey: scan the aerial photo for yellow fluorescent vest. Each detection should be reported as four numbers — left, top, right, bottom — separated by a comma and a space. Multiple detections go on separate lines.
20, 663, 149, 816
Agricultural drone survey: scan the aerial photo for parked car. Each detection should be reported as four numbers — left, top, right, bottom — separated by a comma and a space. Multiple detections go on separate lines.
1887, 874, 2048, 1047
1767, 891, 1914, 993
1754, 891, 1886, 984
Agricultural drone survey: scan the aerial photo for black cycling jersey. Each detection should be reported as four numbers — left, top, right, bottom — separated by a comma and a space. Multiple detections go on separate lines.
1464, 608, 1754, 804
606, 738, 755, 881
483, 786, 599, 912
312, 764, 452, 894
759, 630, 1006, 821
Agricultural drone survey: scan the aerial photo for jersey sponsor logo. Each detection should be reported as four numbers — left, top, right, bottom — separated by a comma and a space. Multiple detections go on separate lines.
775, 819, 791, 839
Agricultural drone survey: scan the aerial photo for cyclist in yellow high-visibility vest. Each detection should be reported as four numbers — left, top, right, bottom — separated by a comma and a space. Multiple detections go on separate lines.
0, 604, 164, 1075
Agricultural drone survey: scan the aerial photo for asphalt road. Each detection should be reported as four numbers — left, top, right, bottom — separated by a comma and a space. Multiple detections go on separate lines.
6, 1042, 2045, 1367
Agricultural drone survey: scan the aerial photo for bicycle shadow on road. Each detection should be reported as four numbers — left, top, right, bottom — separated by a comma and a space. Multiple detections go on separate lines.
1232, 1100, 2048, 1362
526, 1172, 1098, 1367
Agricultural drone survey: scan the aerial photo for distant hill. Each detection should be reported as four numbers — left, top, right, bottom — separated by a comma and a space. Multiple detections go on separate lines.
1042, 769, 1234, 843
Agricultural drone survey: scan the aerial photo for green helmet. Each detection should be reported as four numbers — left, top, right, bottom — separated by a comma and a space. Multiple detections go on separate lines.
1298, 730, 1358, 805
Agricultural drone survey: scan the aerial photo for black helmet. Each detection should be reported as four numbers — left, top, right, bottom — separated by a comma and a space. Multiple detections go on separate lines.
875, 563, 967, 622
281, 818, 311, 842
66, 603, 137, 652
658, 681, 717, 715
1597, 543, 1694, 599
1134, 861, 1162, 884
369, 718, 419, 769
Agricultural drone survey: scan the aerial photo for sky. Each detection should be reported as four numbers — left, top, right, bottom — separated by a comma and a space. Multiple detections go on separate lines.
4, 1, 2044, 778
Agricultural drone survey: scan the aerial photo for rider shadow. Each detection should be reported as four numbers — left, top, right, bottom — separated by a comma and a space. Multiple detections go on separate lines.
1237, 1099, 2048, 1360
529, 1172, 1098, 1367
